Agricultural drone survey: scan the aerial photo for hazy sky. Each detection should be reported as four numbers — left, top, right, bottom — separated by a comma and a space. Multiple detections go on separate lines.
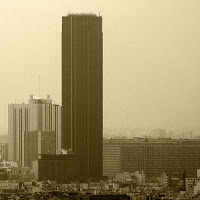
1, 0, 200, 133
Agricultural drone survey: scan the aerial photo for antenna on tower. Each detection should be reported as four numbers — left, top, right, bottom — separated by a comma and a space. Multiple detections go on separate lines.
39, 74, 40, 99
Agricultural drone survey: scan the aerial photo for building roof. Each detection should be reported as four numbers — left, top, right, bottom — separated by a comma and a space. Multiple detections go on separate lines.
64, 13, 98, 17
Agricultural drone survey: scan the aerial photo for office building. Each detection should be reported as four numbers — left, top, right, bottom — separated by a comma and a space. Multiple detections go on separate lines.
0, 142, 8, 161
62, 14, 103, 178
103, 138, 200, 178
103, 143, 121, 177
24, 131, 56, 168
32, 154, 80, 183
8, 95, 61, 166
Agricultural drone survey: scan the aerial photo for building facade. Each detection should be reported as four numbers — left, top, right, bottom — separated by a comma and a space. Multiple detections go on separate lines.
32, 154, 80, 183
23, 131, 56, 168
103, 138, 200, 178
8, 95, 61, 166
62, 14, 103, 178
0, 142, 8, 161
103, 143, 121, 177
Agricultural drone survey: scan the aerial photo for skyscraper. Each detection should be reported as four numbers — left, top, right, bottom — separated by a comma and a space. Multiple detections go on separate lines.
8, 95, 61, 166
62, 14, 103, 178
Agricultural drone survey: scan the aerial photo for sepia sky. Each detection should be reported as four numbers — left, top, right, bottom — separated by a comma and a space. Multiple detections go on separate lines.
1, 0, 200, 133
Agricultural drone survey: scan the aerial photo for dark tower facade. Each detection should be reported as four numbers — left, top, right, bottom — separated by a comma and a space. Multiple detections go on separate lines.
62, 14, 103, 178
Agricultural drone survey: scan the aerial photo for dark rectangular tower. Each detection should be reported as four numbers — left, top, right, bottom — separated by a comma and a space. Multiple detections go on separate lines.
62, 14, 103, 179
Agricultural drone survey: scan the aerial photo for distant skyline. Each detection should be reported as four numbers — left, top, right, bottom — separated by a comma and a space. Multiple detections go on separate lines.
1, 0, 200, 133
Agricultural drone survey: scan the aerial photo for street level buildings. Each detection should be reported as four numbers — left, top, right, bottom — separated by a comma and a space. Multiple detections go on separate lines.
103, 138, 200, 178
62, 14, 103, 178
8, 95, 61, 166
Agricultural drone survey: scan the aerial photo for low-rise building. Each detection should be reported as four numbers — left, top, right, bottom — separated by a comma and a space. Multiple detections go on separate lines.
185, 177, 200, 193
194, 181, 200, 195
0, 181, 19, 190
133, 171, 145, 185
0, 161, 31, 180
1, 161, 18, 168
158, 171, 169, 188
10, 166, 29, 176
32, 154, 80, 183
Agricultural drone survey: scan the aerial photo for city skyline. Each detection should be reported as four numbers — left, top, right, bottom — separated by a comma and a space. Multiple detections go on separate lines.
1, 0, 200, 133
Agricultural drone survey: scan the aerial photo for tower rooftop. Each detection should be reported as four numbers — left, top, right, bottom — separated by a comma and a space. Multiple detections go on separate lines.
63, 13, 100, 17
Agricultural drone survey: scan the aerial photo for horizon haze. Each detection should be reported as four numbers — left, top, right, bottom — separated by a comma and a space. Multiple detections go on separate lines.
1, 0, 200, 133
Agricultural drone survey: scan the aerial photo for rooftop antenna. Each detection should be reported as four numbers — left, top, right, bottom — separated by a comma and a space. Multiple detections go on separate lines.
39, 74, 40, 99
